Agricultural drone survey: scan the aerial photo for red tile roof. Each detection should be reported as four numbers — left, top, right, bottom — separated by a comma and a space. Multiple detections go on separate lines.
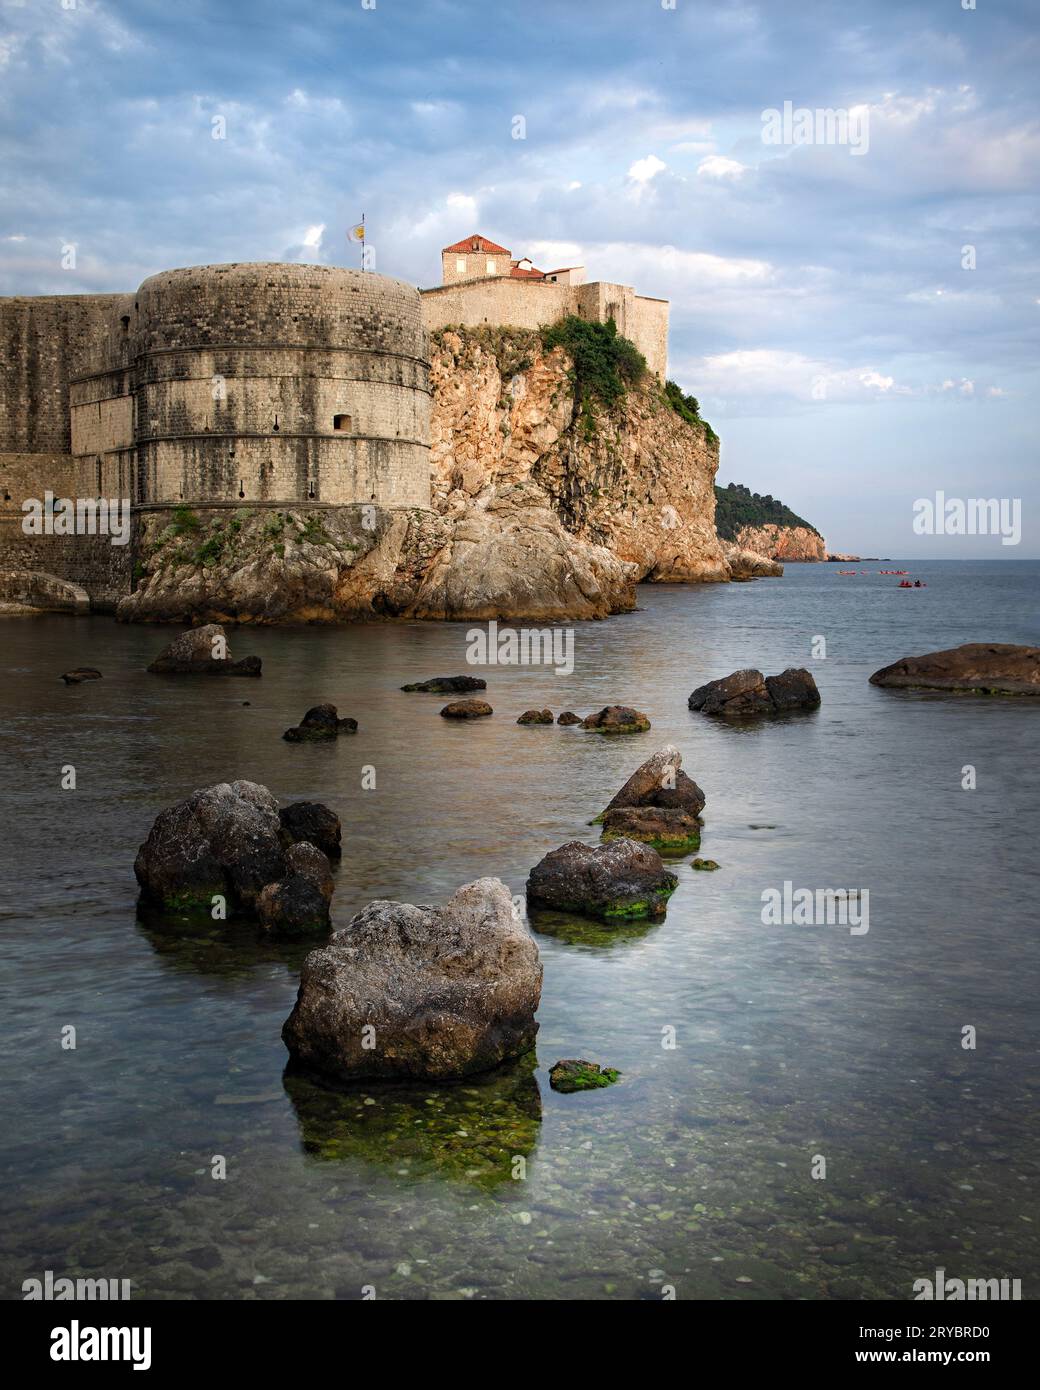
443, 234, 511, 255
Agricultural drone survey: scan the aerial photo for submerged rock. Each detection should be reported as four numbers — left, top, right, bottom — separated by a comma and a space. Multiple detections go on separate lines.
60, 667, 102, 684
441, 698, 493, 719
557, 711, 582, 725
279, 801, 342, 859
549, 1059, 620, 1093
283, 703, 358, 742
526, 838, 678, 921
692, 858, 720, 871
518, 709, 554, 724
869, 643, 1040, 696
146, 623, 261, 676
401, 675, 487, 693
582, 705, 651, 735
282, 877, 542, 1083
689, 667, 819, 715
134, 780, 338, 930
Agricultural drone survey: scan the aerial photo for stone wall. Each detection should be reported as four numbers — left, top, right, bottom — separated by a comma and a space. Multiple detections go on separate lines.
421, 277, 669, 379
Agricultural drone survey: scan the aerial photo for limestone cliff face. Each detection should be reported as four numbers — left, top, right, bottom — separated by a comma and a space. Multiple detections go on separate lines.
733, 523, 826, 562
429, 329, 729, 584
118, 326, 730, 625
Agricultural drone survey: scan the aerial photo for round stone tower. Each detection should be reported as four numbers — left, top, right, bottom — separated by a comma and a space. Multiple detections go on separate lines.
130, 263, 430, 508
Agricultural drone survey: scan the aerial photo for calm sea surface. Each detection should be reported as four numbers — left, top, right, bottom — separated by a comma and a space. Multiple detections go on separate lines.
1, 559, 1037, 1300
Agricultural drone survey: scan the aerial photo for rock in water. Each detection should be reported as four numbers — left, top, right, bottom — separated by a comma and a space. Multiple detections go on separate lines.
401, 676, 487, 693
601, 806, 701, 853
869, 644, 1040, 696
692, 858, 720, 871
688, 667, 819, 715
283, 703, 358, 741
134, 781, 339, 929
526, 839, 678, 921
281, 878, 542, 1083
147, 623, 261, 676
60, 668, 102, 684
599, 744, 705, 819
256, 844, 334, 936
279, 802, 342, 859
557, 711, 582, 725
518, 709, 554, 724
581, 705, 651, 734
441, 698, 493, 719
549, 1059, 620, 1093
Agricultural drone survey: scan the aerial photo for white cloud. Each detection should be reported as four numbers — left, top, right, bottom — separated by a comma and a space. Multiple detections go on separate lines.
627, 154, 666, 184
697, 155, 746, 179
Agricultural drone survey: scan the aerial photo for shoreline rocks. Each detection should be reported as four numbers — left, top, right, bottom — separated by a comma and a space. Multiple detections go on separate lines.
283, 703, 358, 742
582, 705, 651, 735
526, 838, 679, 921
281, 877, 542, 1083
689, 667, 820, 716
869, 643, 1040, 696
596, 745, 705, 852
557, 711, 581, 725
134, 780, 340, 934
146, 623, 261, 676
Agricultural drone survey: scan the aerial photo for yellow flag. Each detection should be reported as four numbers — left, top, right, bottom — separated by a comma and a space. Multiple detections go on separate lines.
349, 223, 365, 242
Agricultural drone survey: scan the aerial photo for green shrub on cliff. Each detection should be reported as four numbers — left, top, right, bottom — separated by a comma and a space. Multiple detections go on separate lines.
663, 379, 718, 445
541, 316, 646, 418
713, 482, 820, 541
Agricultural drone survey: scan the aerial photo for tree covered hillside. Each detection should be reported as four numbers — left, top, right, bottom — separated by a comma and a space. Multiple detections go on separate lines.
714, 483, 821, 541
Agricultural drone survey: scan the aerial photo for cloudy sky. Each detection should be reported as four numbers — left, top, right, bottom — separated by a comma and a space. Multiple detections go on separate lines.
1, 0, 1036, 554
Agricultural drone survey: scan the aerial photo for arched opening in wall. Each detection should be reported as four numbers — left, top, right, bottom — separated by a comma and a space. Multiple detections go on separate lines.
333, 414, 352, 432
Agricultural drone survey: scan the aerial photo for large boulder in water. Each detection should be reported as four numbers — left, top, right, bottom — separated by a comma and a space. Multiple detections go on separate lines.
869, 643, 1040, 696
401, 676, 486, 693
256, 843, 334, 936
147, 623, 261, 676
134, 781, 339, 927
283, 703, 358, 742
582, 705, 651, 734
688, 667, 819, 715
526, 839, 679, 921
282, 878, 542, 1083
600, 806, 701, 853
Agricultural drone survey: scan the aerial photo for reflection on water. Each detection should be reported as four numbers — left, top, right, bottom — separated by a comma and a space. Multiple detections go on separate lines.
1, 561, 1038, 1299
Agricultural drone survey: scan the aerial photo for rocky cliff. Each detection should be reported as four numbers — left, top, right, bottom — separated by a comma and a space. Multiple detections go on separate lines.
118, 326, 729, 625
733, 523, 827, 563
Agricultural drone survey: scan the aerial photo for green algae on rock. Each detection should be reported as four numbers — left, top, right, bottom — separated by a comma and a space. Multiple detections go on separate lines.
692, 858, 720, 871
549, 1059, 620, 1093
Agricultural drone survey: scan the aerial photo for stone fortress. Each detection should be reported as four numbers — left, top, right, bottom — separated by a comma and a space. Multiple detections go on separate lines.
0, 236, 669, 607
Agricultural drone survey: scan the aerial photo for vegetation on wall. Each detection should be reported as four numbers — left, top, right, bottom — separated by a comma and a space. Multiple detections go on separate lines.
713, 482, 821, 541
540, 316, 646, 432
663, 379, 718, 445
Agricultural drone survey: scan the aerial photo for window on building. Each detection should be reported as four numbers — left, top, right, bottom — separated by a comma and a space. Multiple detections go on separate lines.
333, 414, 352, 432
455, 257, 466, 274
486, 258, 496, 275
